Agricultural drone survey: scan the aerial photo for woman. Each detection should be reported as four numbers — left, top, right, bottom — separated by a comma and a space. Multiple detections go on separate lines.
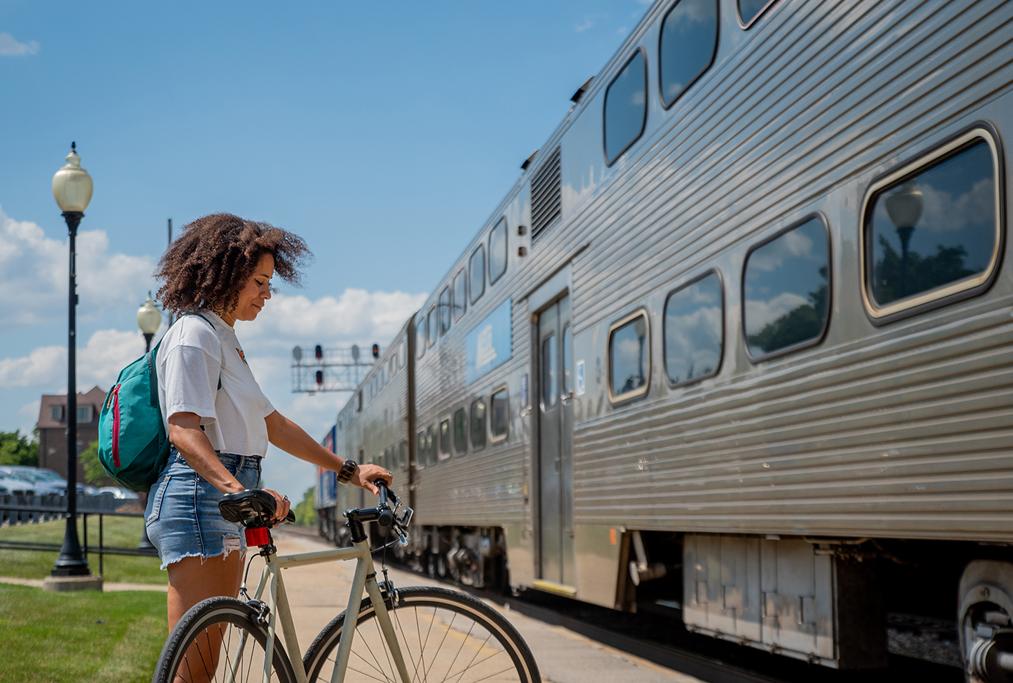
145, 213, 391, 634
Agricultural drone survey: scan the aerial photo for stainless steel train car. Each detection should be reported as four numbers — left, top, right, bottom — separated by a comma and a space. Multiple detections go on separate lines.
318, 0, 1013, 675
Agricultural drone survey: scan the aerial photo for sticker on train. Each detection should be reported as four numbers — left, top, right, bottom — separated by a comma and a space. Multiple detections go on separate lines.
466, 300, 512, 383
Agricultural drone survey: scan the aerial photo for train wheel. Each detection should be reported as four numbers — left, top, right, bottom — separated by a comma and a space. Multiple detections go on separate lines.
958, 560, 1013, 683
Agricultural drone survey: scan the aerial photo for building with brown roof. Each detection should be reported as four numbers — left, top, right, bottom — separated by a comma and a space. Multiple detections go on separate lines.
37, 386, 106, 481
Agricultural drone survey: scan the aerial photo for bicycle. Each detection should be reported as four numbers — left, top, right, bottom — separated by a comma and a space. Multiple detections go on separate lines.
151, 482, 540, 682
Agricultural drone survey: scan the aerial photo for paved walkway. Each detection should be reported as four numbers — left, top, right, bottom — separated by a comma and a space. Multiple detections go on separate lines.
271, 531, 700, 683
0, 575, 167, 592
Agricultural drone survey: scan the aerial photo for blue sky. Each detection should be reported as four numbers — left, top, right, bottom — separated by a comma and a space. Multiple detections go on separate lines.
0, 2, 647, 496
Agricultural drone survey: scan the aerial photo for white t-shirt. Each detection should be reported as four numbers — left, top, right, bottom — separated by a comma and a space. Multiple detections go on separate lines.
157, 310, 275, 457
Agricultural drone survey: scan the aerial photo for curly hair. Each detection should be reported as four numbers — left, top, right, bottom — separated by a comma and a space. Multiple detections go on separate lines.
155, 213, 310, 316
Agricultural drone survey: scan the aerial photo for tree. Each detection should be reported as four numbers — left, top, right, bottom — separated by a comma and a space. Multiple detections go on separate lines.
81, 440, 117, 487
294, 486, 317, 527
0, 430, 38, 466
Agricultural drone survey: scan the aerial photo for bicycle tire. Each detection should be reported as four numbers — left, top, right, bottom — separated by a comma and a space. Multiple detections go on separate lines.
303, 585, 540, 682
152, 596, 297, 683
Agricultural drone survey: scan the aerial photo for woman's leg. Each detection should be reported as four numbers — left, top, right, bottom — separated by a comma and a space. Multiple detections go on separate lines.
166, 551, 244, 631
165, 551, 244, 683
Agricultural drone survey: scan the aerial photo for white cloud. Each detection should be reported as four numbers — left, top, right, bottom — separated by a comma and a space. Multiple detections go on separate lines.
0, 32, 39, 57
745, 291, 808, 330
0, 207, 157, 326
0, 328, 144, 390
575, 18, 594, 33
238, 289, 426, 353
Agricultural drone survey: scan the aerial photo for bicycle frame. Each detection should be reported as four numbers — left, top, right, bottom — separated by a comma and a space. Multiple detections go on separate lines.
230, 537, 412, 683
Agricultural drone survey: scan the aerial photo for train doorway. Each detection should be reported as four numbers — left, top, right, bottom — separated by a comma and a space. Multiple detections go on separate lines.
535, 294, 575, 591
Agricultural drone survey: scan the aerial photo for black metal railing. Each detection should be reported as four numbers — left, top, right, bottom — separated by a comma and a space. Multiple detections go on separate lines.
0, 497, 157, 577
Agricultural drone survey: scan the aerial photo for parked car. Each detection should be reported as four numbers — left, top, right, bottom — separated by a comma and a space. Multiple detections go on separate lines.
0, 466, 64, 495
0, 474, 34, 496
96, 486, 140, 501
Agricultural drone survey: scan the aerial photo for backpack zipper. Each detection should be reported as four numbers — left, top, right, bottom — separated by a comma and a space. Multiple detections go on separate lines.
111, 384, 121, 469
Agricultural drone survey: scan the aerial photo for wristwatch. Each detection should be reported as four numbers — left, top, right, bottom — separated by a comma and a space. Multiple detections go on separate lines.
337, 459, 359, 485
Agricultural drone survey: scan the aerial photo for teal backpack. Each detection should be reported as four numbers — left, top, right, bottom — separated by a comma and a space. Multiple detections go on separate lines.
98, 314, 219, 491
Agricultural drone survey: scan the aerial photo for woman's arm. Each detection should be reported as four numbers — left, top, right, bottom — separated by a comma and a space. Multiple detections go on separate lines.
265, 410, 392, 494
168, 412, 244, 493
169, 412, 292, 521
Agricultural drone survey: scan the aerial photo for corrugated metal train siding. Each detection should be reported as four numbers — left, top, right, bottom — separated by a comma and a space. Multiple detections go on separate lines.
558, 0, 1013, 542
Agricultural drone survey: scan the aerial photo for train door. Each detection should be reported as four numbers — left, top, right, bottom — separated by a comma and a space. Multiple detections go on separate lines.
536, 294, 575, 589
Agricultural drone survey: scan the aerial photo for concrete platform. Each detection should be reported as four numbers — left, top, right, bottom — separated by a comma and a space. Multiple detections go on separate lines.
271, 530, 701, 683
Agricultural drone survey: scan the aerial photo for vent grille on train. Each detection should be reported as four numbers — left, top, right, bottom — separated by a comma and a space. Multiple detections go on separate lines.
530, 146, 562, 241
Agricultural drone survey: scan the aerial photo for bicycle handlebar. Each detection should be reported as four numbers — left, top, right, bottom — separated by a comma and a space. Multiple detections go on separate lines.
345, 481, 413, 544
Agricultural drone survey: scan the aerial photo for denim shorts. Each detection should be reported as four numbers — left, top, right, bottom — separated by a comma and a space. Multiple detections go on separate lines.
145, 447, 262, 570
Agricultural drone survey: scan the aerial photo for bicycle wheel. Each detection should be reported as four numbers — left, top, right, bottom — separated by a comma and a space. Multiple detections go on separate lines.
303, 586, 540, 683
153, 596, 296, 683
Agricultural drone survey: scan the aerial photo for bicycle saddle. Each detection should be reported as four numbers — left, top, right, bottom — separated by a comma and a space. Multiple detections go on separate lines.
219, 489, 296, 528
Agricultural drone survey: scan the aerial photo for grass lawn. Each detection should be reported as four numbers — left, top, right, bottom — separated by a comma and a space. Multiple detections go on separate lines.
0, 583, 165, 682
0, 516, 164, 584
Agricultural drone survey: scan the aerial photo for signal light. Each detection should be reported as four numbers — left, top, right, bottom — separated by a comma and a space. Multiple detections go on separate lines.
371, 343, 380, 359
315, 370, 324, 386
314, 344, 323, 361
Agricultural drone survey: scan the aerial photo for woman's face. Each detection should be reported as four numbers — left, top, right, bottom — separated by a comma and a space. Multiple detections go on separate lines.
230, 252, 274, 323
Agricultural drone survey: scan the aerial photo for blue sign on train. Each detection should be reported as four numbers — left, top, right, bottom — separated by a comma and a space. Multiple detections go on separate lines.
466, 301, 512, 384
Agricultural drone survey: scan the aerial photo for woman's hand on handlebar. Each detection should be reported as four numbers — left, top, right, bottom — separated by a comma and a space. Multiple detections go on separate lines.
353, 464, 392, 495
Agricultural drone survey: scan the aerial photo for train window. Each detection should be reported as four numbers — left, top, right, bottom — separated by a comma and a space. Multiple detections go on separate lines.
490, 388, 509, 442
665, 271, 723, 386
743, 216, 830, 360
737, 0, 774, 28
470, 398, 487, 450
400, 338, 408, 368
416, 430, 426, 470
416, 316, 427, 359
604, 50, 647, 166
399, 439, 407, 468
659, 0, 718, 108
562, 325, 573, 395
469, 245, 486, 304
453, 270, 467, 321
489, 218, 508, 285
541, 334, 558, 408
439, 419, 451, 460
356, 390, 362, 412
453, 407, 468, 454
426, 305, 437, 348
438, 286, 452, 336
608, 310, 650, 402
425, 424, 436, 466
862, 130, 1000, 322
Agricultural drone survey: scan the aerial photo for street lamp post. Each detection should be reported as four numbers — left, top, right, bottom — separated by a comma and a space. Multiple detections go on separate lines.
135, 295, 162, 551
50, 142, 93, 579
885, 183, 924, 298
137, 295, 162, 353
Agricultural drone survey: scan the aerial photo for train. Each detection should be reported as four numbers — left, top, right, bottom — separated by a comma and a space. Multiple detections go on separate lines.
316, 0, 1013, 677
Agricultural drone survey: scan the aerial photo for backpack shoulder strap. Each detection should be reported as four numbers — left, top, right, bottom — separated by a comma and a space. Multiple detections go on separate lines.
188, 313, 223, 391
